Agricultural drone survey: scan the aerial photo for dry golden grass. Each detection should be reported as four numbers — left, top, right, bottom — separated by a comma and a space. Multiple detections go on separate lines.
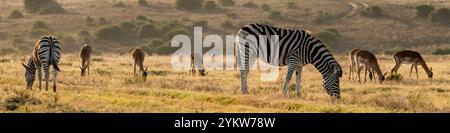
0, 54, 449, 112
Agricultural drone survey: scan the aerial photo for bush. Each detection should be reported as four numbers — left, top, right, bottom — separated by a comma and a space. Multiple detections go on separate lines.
432, 48, 450, 55
431, 8, 450, 25
361, 6, 383, 18
175, 0, 204, 11
33, 20, 48, 30
268, 10, 282, 19
29, 29, 50, 38
96, 25, 124, 41
120, 21, 137, 38
226, 13, 238, 19
416, 5, 434, 18
136, 15, 149, 21
136, 23, 159, 39
150, 39, 165, 47
314, 11, 333, 24
8, 9, 24, 19
113, 2, 126, 8
217, 0, 234, 7
138, 0, 149, 6
204, 1, 219, 11
221, 20, 233, 29
243, 2, 258, 8
261, 4, 271, 11
165, 28, 190, 41
286, 2, 298, 9
317, 29, 341, 43
86, 16, 94, 26
24, 0, 64, 14
78, 30, 91, 38
193, 20, 208, 31
99, 17, 108, 25
385, 72, 403, 81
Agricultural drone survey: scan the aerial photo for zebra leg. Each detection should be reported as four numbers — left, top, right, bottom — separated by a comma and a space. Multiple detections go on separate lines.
282, 58, 298, 96
410, 64, 413, 78
44, 67, 49, 91
295, 65, 303, 97
37, 64, 42, 90
53, 68, 57, 92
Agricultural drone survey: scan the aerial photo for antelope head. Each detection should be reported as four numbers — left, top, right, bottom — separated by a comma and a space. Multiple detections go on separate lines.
142, 66, 148, 78
79, 65, 87, 76
427, 67, 433, 79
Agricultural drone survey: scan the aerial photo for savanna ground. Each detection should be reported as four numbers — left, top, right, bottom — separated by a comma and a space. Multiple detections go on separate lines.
0, 0, 449, 112
0, 54, 449, 112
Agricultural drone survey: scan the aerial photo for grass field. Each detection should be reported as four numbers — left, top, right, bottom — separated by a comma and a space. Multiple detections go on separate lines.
0, 54, 449, 112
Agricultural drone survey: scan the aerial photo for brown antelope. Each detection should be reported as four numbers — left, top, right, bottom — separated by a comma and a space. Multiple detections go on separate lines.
79, 44, 92, 76
355, 50, 386, 83
131, 48, 148, 78
190, 53, 207, 76
391, 50, 432, 79
348, 48, 360, 80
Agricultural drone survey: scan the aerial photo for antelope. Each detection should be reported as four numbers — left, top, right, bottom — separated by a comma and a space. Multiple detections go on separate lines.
131, 48, 148, 78
190, 53, 207, 76
355, 50, 386, 83
79, 44, 92, 76
391, 50, 432, 79
348, 48, 360, 80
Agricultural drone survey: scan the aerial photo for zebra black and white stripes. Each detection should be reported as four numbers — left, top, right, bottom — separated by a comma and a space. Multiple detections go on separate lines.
236, 23, 342, 98
22, 35, 61, 92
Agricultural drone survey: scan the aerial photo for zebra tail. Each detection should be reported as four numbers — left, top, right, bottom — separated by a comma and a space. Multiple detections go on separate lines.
52, 59, 60, 71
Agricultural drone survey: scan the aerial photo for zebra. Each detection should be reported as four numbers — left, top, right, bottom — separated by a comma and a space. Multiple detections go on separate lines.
236, 23, 342, 99
22, 35, 61, 92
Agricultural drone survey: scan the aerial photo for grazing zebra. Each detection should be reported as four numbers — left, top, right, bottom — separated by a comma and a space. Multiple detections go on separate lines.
131, 48, 148, 78
79, 44, 92, 76
22, 35, 61, 92
236, 23, 342, 98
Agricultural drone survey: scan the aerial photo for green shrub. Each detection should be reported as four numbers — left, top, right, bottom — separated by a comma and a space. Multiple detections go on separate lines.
384, 47, 402, 55
221, 20, 233, 29
261, 4, 271, 11
286, 2, 298, 9
160, 21, 186, 36
361, 6, 383, 18
98, 17, 108, 25
136, 23, 159, 39
317, 29, 341, 43
8, 9, 24, 19
24, 0, 64, 14
268, 10, 282, 19
431, 8, 450, 25
432, 48, 450, 55
325, 28, 341, 37
385, 72, 403, 81
175, 0, 204, 11
150, 39, 165, 47
12, 36, 25, 45
314, 11, 333, 24
78, 30, 91, 38
193, 20, 208, 31
138, 0, 149, 6
33, 20, 48, 30
165, 28, 191, 41
120, 21, 137, 38
217, 0, 234, 7
29, 29, 50, 38
86, 16, 94, 26
96, 25, 124, 41
204, 1, 219, 11
136, 15, 149, 21
416, 5, 434, 18
243, 2, 258, 8
226, 13, 238, 19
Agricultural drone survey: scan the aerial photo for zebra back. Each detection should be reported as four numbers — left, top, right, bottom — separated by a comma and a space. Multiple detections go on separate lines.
38, 35, 61, 71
